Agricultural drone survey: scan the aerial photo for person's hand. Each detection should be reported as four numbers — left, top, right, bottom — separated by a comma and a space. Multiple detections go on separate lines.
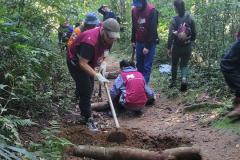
95, 73, 109, 84
99, 61, 107, 77
143, 48, 149, 55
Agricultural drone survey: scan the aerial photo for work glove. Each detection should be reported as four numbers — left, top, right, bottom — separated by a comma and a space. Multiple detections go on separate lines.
95, 73, 109, 85
99, 61, 107, 77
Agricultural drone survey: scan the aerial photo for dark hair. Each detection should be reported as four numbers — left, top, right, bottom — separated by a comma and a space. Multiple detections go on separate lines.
120, 60, 135, 69
75, 22, 80, 27
82, 24, 97, 32
173, 0, 185, 17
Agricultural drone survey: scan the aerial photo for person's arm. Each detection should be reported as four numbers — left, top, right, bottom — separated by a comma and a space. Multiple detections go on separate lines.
144, 9, 158, 49
78, 57, 96, 77
77, 43, 109, 84
76, 43, 96, 76
167, 18, 175, 50
110, 75, 123, 100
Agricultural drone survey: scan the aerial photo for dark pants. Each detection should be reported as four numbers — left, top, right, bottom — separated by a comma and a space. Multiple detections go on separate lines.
136, 42, 156, 84
67, 60, 94, 118
222, 71, 240, 97
171, 45, 192, 82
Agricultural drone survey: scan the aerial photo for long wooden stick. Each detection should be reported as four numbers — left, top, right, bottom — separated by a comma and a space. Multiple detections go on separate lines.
104, 83, 120, 128
131, 47, 136, 63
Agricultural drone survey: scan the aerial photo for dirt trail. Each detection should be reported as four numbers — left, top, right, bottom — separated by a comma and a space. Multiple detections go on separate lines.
61, 58, 240, 160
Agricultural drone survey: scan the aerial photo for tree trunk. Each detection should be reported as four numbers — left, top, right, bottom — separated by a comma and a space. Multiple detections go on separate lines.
70, 145, 201, 160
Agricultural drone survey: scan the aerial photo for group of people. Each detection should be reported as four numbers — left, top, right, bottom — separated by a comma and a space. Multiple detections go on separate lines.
59, 0, 240, 131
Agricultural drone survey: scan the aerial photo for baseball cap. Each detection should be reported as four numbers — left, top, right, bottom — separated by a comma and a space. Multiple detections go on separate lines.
84, 12, 100, 25
132, 0, 143, 7
103, 18, 120, 39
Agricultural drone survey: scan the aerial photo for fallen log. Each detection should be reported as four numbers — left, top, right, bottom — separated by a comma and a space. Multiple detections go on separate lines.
91, 101, 109, 111
183, 102, 224, 113
106, 71, 120, 79
70, 145, 201, 160
162, 147, 202, 160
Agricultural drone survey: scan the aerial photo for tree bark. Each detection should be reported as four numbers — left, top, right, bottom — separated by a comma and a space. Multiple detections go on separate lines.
91, 101, 109, 111
70, 145, 201, 160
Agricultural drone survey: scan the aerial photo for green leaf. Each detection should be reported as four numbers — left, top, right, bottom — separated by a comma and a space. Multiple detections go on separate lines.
0, 84, 7, 90
0, 149, 12, 160
7, 146, 37, 160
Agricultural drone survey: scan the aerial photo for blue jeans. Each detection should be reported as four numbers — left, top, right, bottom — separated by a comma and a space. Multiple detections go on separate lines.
136, 42, 156, 83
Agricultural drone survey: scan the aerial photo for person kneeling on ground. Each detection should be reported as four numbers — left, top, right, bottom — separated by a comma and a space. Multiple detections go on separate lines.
220, 31, 240, 118
110, 60, 155, 116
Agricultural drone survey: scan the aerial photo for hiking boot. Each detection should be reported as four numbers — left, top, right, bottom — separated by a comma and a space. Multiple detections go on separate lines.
180, 77, 187, 92
226, 106, 240, 118
86, 117, 98, 132
78, 116, 88, 124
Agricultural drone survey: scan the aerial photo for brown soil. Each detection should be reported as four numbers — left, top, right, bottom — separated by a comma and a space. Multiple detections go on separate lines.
21, 58, 240, 160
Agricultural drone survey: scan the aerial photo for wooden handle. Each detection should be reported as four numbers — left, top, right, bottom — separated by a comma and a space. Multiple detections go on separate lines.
131, 47, 135, 63
104, 83, 120, 128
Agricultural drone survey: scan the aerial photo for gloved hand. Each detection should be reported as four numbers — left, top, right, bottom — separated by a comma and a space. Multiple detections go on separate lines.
95, 73, 109, 84
99, 61, 107, 77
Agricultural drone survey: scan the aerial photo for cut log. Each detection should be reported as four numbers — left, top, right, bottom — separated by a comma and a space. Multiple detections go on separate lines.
70, 145, 201, 160
91, 101, 109, 111
162, 147, 201, 160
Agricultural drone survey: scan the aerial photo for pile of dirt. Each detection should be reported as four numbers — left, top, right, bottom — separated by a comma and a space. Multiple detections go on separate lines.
59, 121, 192, 159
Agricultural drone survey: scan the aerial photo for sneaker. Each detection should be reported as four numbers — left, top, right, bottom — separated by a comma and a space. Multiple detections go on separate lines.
78, 116, 88, 124
180, 77, 187, 92
86, 117, 98, 132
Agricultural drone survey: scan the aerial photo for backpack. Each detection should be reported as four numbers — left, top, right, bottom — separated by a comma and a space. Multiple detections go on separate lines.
121, 71, 147, 109
173, 14, 192, 45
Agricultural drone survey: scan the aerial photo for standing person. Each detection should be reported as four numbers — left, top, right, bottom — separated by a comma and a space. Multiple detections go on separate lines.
167, 0, 196, 92
220, 31, 240, 118
58, 22, 73, 45
110, 60, 155, 116
98, 4, 116, 21
67, 18, 120, 131
67, 12, 100, 48
131, 0, 159, 84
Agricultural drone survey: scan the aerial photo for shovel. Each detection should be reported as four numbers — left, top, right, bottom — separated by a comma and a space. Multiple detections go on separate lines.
104, 83, 127, 143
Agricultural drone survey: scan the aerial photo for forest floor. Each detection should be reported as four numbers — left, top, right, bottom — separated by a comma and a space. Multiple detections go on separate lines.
21, 56, 240, 160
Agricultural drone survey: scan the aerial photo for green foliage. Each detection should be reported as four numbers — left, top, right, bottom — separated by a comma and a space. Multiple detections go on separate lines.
0, 144, 36, 160
0, 114, 37, 145
212, 118, 240, 134
0, 109, 37, 160
30, 121, 72, 160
